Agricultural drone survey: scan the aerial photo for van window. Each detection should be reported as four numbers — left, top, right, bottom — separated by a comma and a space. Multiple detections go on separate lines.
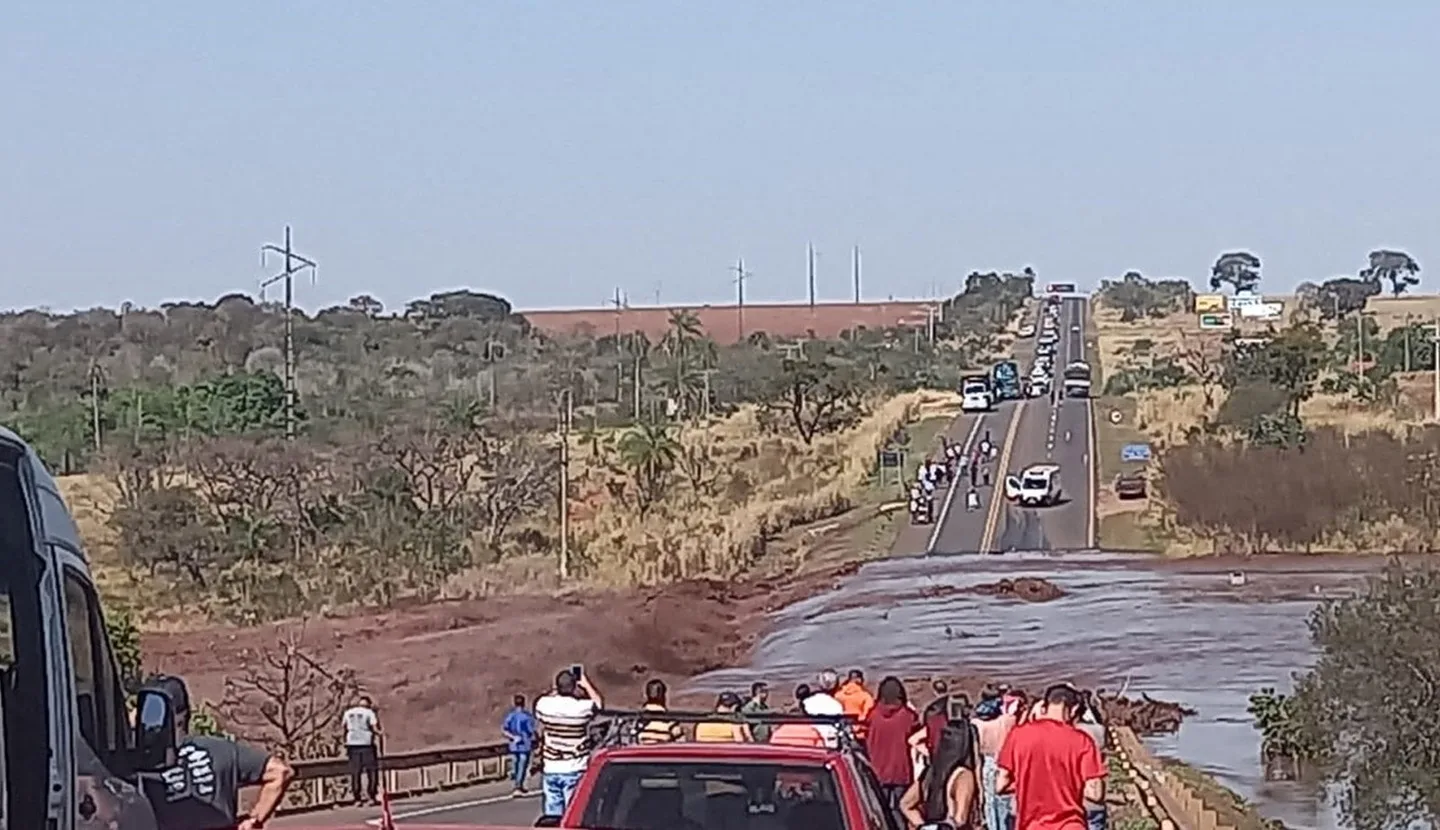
63, 568, 127, 766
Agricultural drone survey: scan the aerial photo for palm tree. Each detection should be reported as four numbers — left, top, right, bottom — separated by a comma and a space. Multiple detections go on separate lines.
617, 421, 680, 516
1360, 250, 1421, 296
659, 309, 704, 416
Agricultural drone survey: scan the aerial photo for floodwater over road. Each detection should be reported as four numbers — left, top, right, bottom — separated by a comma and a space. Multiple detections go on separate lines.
691, 550, 1388, 830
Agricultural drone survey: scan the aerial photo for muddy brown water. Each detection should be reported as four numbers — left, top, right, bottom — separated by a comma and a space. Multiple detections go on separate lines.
691, 550, 1390, 830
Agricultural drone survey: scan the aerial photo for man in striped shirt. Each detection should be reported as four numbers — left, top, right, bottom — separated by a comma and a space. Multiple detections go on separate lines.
636, 679, 685, 744
535, 668, 605, 818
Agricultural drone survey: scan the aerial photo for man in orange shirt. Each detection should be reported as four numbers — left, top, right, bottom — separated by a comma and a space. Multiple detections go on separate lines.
836, 669, 876, 741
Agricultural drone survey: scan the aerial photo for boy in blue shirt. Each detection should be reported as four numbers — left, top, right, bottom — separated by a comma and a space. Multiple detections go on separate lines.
502, 694, 538, 796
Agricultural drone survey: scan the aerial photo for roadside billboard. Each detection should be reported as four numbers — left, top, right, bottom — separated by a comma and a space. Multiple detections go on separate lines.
1229, 292, 1261, 309
1198, 313, 1232, 329
1238, 301, 1284, 320
1047, 282, 1077, 294
1194, 294, 1226, 313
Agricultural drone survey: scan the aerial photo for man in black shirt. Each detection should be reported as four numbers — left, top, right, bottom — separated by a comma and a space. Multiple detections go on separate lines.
141, 676, 294, 830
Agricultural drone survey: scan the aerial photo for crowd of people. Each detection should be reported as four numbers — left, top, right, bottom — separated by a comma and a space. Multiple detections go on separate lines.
910, 432, 1001, 522
514, 665, 1111, 830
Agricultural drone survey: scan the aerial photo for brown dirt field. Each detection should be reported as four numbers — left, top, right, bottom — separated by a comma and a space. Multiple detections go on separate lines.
142, 564, 862, 751
522, 301, 937, 346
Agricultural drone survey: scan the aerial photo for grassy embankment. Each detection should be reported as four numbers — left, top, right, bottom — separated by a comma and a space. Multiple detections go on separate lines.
1091, 293, 1440, 554
60, 389, 960, 621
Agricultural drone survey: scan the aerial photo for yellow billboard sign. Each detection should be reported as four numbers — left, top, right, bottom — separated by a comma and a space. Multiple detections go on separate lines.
1194, 294, 1226, 313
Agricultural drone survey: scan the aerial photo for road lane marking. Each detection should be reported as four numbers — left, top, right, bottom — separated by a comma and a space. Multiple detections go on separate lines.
926, 413, 985, 553
1082, 306, 1098, 548
978, 400, 1026, 554
368, 791, 539, 825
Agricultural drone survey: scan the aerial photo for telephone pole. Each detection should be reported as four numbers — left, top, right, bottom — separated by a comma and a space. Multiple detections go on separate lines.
731, 258, 751, 342
557, 388, 573, 580
807, 243, 817, 308
260, 226, 317, 440
852, 245, 861, 304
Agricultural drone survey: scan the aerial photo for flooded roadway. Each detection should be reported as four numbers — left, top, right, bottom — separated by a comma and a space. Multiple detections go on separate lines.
692, 549, 1385, 830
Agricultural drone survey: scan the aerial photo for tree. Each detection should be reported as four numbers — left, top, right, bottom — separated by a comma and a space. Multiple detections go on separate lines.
1360, 249, 1421, 297
1175, 330, 1225, 411
759, 349, 866, 445
219, 627, 359, 760
1221, 322, 1326, 419
1209, 251, 1262, 293
1315, 277, 1382, 320
1099, 271, 1192, 322
1292, 560, 1440, 830
617, 421, 680, 516
347, 294, 384, 318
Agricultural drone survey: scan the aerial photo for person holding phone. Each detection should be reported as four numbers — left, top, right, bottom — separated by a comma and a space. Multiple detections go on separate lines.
534, 666, 604, 818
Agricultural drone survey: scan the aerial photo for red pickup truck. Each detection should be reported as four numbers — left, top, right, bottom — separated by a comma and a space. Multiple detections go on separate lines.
551, 741, 904, 830
327, 739, 905, 830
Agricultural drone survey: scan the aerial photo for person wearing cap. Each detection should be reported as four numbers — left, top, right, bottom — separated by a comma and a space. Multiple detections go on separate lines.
139, 675, 294, 830
695, 692, 753, 742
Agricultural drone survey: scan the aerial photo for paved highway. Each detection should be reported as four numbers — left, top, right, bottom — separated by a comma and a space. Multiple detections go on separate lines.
986, 296, 1096, 553
274, 777, 543, 827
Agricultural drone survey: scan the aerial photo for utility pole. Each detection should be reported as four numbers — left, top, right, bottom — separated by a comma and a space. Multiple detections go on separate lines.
260, 226, 317, 440
731, 258, 751, 342
557, 388, 573, 580
608, 287, 623, 342
852, 245, 861, 304
807, 243, 817, 308
1432, 315, 1439, 422
88, 362, 103, 452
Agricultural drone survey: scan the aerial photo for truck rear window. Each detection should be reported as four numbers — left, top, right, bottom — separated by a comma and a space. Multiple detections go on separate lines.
578, 761, 844, 830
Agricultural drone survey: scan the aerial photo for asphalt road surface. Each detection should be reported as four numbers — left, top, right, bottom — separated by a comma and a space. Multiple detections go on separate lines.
987, 296, 1096, 553
274, 777, 544, 827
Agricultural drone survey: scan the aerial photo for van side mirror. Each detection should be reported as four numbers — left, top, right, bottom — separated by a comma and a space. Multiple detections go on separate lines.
133, 688, 178, 771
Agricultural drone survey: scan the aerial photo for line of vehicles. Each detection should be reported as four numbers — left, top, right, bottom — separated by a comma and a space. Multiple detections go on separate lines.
958, 310, 1090, 413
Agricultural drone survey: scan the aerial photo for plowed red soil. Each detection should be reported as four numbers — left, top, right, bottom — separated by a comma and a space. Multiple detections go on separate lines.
142, 565, 861, 751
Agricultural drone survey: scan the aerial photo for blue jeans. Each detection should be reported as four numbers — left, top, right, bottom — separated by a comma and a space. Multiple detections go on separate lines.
542, 770, 583, 817
982, 755, 1014, 830
510, 750, 531, 789
1087, 808, 1107, 830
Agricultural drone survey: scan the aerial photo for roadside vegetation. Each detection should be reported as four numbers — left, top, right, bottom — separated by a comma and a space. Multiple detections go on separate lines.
1091, 248, 1438, 554
1245, 559, 1440, 830
7, 272, 1035, 625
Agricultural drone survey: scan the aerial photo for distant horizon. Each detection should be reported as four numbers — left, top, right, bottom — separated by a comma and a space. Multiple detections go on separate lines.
7, 272, 1438, 317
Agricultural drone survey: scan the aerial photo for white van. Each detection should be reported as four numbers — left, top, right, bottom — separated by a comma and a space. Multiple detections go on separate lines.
1005, 463, 1062, 506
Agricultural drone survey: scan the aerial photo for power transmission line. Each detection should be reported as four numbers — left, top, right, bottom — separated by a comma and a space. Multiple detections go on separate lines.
260, 226, 317, 440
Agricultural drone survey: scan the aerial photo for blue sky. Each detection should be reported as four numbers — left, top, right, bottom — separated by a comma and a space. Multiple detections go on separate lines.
5, 2, 1438, 312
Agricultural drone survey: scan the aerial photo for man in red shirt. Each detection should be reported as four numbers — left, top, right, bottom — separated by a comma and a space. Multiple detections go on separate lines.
996, 684, 1106, 830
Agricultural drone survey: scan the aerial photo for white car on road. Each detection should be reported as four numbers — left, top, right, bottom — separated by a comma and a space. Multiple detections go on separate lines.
1005, 463, 1062, 507
960, 379, 993, 412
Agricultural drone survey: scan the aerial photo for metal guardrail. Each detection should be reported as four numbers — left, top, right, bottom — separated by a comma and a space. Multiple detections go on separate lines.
257, 741, 516, 815
1112, 726, 1234, 830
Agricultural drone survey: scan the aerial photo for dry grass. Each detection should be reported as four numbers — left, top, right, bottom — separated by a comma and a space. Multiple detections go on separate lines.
575, 392, 939, 585
1092, 292, 1440, 554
